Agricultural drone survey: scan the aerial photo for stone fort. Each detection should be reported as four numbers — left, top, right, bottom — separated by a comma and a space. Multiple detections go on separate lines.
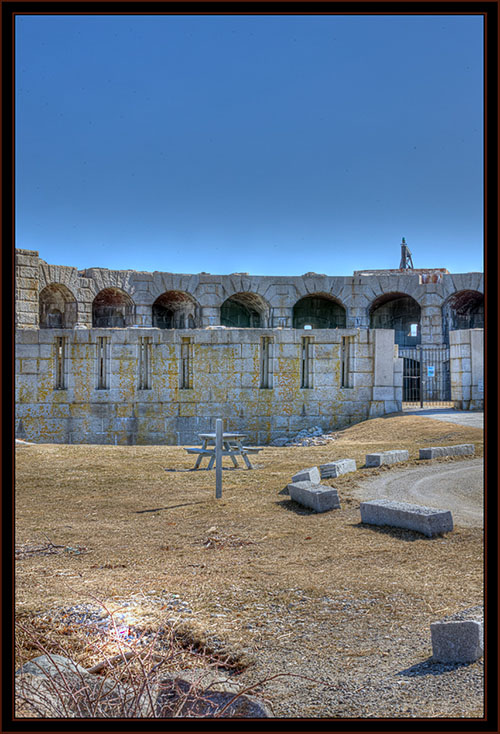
15, 248, 484, 445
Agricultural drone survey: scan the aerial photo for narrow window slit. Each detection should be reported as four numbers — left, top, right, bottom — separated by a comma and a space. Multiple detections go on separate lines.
54, 336, 66, 389
260, 336, 273, 389
180, 337, 193, 389
301, 336, 313, 389
97, 337, 110, 389
138, 337, 152, 390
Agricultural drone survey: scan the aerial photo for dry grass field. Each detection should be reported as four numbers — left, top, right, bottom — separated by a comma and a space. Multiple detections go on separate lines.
15, 413, 484, 718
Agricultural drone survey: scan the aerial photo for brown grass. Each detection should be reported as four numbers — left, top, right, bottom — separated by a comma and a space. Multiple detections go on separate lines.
15, 414, 484, 706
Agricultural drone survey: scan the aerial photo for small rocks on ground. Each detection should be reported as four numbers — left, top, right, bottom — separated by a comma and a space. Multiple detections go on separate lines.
270, 426, 338, 447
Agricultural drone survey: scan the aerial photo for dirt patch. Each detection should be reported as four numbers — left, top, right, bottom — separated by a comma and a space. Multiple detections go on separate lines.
15, 414, 484, 717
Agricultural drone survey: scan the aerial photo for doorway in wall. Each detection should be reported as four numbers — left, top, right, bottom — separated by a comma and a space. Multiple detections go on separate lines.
400, 345, 452, 407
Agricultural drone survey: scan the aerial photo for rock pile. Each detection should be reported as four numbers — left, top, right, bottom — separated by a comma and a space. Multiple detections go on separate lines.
270, 426, 338, 447
16, 656, 273, 718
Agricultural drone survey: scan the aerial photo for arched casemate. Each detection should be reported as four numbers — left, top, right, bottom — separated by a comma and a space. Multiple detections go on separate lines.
442, 290, 484, 344
92, 288, 135, 328
220, 292, 269, 328
152, 291, 200, 329
39, 283, 78, 328
292, 294, 346, 329
369, 292, 421, 347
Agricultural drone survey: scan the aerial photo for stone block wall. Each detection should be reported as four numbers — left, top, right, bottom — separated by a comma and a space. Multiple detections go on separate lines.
14, 249, 484, 444
15, 327, 401, 445
15, 250, 40, 328
15, 249, 484, 340
449, 329, 484, 410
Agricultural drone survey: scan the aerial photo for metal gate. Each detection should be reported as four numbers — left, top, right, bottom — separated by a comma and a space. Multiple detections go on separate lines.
400, 345, 451, 407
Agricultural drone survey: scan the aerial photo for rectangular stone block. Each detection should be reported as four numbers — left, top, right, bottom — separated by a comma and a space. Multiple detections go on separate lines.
291, 466, 321, 485
431, 607, 484, 663
372, 386, 395, 401
365, 449, 409, 467
360, 499, 453, 537
288, 482, 341, 513
319, 458, 357, 479
419, 444, 475, 460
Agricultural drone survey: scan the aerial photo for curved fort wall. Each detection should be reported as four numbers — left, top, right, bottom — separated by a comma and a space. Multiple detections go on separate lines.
15, 249, 484, 445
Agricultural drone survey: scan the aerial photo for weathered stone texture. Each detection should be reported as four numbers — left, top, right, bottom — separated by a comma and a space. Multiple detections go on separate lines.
319, 458, 356, 479
360, 499, 453, 537
431, 607, 484, 663
365, 450, 409, 467
419, 444, 475, 459
14, 251, 484, 444
288, 482, 341, 512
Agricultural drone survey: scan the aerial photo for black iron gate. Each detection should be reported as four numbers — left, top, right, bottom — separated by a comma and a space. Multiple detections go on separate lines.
400, 345, 451, 406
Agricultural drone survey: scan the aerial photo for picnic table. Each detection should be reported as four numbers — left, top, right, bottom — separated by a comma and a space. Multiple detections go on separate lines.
185, 432, 262, 470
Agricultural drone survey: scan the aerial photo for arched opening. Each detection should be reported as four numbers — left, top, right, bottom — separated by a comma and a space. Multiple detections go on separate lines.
152, 291, 200, 329
220, 293, 268, 328
39, 283, 77, 328
92, 288, 135, 328
369, 292, 421, 347
442, 290, 484, 343
292, 294, 346, 329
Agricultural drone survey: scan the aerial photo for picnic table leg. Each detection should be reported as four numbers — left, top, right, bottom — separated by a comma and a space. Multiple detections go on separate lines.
236, 440, 254, 469
207, 452, 216, 470
193, 438, 208, 470
225, 441, 239, 468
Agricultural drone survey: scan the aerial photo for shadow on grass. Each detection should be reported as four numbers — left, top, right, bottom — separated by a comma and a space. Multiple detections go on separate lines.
135, 501, 206, 514
164, 466, 247, 472
397, 657, 478, 677
275, 499, 317, 516
349, 522, 438, 542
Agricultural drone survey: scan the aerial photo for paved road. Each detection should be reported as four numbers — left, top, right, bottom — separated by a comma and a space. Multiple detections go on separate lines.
402, 408, 483, 429
351, 458, 484, 528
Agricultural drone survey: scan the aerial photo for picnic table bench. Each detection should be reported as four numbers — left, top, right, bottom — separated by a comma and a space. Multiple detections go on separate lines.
185, 432, 262, 470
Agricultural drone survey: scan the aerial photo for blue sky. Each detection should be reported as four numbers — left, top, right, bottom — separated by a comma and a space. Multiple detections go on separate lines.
15, 14, 483, 276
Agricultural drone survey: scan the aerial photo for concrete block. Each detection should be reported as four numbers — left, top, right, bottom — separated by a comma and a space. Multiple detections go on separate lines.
431, 607, 484, 663
360, 499, 453, 537
419, 444, 475, 459
365, 450, 409, 467
319, 458, 357, 479
288, 482, 341, 513
291, 466, 321, 485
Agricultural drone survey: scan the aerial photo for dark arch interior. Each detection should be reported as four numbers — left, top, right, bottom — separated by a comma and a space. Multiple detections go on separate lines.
152, 291, 198, 329
442, 290, 484, 343
369, 294, 421, 347
220, 293, 265, 328
292, 295, 346, 329
39, 284, 77, 328
93, 288, 134, 328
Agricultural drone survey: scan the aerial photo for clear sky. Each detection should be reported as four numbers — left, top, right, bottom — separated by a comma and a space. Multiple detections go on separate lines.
15, 13, 483, 276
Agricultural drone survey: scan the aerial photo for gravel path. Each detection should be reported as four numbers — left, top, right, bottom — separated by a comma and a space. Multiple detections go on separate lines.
236, 458, 484, 718
349, 458, 483, 528
402, 409, 484, 429
237, 595, 484, 719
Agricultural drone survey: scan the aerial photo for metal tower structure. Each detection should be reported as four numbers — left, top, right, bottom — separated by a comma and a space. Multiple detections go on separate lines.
399, 237, 414, 269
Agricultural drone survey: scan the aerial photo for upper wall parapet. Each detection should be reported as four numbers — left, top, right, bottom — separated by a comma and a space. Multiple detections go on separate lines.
15, 249, 484, 343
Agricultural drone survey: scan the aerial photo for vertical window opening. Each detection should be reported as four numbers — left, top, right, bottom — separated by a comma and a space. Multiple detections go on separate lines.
97, 337, 110, 390
180, 337, 193, 389
138, 337, 152, 390
260, 336, 273, 389
301, 337, 313, 389
341, 336, 352, 388
54, 336, 66, 390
